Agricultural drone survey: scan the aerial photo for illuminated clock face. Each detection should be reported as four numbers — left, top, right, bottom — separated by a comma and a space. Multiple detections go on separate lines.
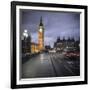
39, 28, 42, 32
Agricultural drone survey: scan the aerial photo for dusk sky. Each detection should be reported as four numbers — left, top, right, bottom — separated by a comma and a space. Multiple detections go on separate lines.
20, 9, 80, 47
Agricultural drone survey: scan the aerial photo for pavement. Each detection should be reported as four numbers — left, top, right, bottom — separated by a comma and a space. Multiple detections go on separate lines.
21, 53, 80, 78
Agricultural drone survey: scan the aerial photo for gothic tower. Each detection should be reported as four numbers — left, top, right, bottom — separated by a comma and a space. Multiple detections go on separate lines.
38, 17, 44, 51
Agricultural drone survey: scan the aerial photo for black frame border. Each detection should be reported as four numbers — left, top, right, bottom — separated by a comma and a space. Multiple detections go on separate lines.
11, 1, 88, 89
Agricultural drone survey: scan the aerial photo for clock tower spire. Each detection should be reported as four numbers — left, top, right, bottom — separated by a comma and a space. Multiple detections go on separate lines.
39, 16, 43, 26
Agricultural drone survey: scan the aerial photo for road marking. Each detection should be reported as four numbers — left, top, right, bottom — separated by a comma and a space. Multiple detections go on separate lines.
63, 64, 74, 75
49, 54, 58, 77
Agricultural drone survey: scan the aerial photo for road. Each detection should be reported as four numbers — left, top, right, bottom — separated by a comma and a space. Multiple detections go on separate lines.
21, 53, 80, 78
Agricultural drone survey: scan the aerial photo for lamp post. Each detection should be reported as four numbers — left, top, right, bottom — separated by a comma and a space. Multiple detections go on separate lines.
23, 29, 28, 55
23, 29, 28, 38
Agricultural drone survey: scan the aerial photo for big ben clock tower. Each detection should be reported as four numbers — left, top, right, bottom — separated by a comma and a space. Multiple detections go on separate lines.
38, 17, 44, 51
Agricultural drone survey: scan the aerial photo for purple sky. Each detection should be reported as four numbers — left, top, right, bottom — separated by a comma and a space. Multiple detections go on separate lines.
20, 9, 80, 47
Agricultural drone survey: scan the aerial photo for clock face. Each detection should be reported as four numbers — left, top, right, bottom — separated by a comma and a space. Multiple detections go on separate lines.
39, 28, 42, 32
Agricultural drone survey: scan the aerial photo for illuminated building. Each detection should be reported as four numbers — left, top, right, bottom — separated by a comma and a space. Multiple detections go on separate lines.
31, 17, 45, 53
31, 42, 39, 54
38, 17, 44, 51
22, 17, 45, 55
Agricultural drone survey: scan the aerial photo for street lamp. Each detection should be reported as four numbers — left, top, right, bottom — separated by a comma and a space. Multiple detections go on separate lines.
23, 29, 29, 54
23, 29, 28, 38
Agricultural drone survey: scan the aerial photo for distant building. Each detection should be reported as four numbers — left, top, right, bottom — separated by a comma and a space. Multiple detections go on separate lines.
45, 45, 51, 52
54, 37, 80, 51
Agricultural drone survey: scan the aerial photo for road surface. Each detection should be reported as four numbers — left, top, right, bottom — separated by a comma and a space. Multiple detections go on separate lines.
21, 53, 80, 78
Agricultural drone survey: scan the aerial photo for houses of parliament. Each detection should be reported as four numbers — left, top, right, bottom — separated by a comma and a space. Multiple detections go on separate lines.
22, 17, 45, 54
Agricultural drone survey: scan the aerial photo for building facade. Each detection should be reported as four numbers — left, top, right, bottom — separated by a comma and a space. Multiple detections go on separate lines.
22, 36, 31, 54
38, 17, 44, 51
54, 37, 80, 51
31, 42, 39, 54
22, 17, 45, 55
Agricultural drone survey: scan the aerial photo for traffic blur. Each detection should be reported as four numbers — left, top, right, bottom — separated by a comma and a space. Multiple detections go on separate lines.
44, 47, 80, 60
63, 47, 80, 59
